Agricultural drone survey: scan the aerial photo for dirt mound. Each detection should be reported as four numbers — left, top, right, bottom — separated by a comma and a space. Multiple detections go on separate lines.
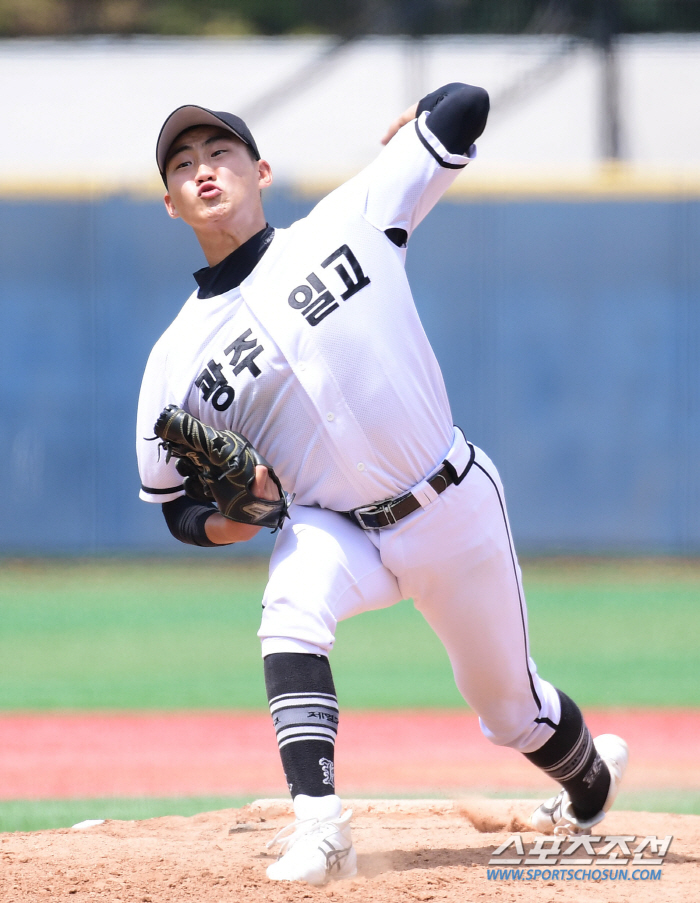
1, 799, 697, 902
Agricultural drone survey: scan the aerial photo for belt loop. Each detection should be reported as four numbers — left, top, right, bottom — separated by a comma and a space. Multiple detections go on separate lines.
443, 437, 475, 486
344, 433, 475, 530
412, 478, 440, 508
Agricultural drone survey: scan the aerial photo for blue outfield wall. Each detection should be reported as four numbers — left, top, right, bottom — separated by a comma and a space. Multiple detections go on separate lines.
1, 190, 699, 555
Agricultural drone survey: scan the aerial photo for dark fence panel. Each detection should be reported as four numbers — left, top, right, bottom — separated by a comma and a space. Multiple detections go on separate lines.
1, 190, 698, 555
410, 198, 700, 553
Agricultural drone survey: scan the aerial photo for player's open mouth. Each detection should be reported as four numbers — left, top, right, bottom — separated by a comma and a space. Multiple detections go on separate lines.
198, 184, 222, 199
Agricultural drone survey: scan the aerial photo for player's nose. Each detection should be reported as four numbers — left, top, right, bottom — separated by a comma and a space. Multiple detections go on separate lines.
195, 164, 216, 182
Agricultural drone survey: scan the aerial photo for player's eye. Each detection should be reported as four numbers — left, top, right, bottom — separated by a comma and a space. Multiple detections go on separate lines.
211, 148, 227, 157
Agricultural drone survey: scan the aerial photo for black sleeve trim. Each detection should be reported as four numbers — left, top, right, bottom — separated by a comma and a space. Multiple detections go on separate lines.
414, 120, 467, 170
142, 483, 184, 495
162, 496, 219, 547
417, 82, 490, 156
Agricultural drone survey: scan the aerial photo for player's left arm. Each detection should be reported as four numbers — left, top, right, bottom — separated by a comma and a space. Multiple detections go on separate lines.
360, 82, 489, 243
161, 466, 279, 546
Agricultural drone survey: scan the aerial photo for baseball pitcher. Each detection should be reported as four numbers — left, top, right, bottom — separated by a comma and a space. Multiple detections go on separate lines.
136, 82, 627, 885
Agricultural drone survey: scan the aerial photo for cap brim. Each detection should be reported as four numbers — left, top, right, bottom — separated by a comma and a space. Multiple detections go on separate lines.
156, 105, 251, 175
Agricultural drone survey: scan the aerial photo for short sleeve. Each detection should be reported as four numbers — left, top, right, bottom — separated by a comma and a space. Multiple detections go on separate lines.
136, 340, 185, 504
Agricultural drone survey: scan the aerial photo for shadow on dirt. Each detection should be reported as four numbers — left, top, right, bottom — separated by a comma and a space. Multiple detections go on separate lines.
357, 845, 497, 878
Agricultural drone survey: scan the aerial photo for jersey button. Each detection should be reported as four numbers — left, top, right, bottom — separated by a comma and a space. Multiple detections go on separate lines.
356, 462, 365, 471
326, 412, 335, 422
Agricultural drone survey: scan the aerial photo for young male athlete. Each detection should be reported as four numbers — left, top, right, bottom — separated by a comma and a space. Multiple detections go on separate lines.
136, 83, 628, 886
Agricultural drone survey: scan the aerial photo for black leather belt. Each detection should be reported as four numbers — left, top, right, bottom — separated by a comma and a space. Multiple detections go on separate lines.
342, 442, 475, 531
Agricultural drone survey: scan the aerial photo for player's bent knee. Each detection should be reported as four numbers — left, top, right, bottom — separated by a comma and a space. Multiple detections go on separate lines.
477, 679, 561, 752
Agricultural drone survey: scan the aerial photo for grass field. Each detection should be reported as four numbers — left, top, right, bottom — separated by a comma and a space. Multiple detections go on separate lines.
0, 557, 697, 710
0, 557, 698, 831
4, 790, 700, 833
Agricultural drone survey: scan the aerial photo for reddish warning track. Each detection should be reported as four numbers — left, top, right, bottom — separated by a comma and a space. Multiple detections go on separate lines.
0, 710, 697, 799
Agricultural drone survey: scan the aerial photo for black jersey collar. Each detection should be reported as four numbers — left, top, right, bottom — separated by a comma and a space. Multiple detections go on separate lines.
193, 224, 275, 299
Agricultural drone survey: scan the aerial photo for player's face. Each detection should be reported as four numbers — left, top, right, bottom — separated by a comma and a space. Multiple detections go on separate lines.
163, 126, 271, 231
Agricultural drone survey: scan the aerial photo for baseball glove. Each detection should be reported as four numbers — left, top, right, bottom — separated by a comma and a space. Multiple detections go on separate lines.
153, 404, 290, 531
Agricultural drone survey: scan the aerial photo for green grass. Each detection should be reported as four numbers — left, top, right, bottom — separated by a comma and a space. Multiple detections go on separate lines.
0, 560, 270, 710
0, 796, 253, 833
0, 559, 695, 834
3, 789, 698, 833
523, 559, 700, 707
486, 789, 700, 816
0, 558, 698, 709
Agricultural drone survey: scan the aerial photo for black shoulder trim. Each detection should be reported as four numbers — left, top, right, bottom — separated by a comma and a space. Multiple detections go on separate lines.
414, 120, 467, 170
384, 227, 408, 248
141, 483, 184, 495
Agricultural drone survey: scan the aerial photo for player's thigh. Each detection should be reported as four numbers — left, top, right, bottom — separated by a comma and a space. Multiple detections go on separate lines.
259, 504, 401, 656
376, 448, 547, 741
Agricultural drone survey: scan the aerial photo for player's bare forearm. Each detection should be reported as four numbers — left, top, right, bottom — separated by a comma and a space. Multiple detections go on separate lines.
204, 463, 280, 545
204, 511, 262, 544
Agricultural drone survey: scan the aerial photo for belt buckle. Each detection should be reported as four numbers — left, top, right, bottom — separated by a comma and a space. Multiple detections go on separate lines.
352, 503, 384, 530
353, 494, 407, 530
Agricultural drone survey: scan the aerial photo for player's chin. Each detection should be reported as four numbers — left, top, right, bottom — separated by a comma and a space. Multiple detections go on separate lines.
195, 199, 232, 225
199, 194, 228, 212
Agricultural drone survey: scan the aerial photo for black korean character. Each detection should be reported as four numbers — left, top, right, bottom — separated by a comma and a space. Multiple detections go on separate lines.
287, 272, 339, 326
321, 244, 370, 300
210, 384, 235, 411
195, 360, 235, 411
224, 329, 264, 378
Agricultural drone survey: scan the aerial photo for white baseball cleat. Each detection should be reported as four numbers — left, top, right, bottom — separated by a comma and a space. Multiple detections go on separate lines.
530, 734, 629, 836
266, 794, 357, 885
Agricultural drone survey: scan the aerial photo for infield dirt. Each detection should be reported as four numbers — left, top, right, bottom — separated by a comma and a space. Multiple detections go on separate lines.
1, 799, 697, 903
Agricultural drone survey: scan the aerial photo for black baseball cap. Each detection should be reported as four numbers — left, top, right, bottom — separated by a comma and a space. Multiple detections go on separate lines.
156, 105, 260, 184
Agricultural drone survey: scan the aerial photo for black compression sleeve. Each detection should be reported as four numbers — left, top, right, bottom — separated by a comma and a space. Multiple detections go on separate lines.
417, 82, 490, 155
162, 496, 218, 547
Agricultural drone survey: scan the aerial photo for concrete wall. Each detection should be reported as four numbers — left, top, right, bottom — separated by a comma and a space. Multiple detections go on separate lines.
1, 34, 699, 191
2, 191, 699, 555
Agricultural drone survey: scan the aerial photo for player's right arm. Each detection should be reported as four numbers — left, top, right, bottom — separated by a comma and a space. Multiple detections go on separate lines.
381, 83, 489, 153
341, 82, 489, 244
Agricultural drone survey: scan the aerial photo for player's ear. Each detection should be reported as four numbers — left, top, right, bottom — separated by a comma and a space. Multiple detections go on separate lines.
257, 159, 273, 191
163, 192, 180, 220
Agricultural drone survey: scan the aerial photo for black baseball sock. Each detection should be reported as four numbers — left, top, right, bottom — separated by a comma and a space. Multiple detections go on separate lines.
524, 690, 611, 820
264, 652, 339, 799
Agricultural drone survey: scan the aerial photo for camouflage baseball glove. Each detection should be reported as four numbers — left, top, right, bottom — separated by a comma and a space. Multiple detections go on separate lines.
153, 404, 290, 531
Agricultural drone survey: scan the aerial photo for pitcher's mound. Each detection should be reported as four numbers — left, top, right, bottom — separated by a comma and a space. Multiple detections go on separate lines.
2, 799, 696, 902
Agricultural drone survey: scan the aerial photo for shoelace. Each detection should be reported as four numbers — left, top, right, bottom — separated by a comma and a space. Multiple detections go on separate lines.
266, 810, 353, 858
266, 817, 323, 858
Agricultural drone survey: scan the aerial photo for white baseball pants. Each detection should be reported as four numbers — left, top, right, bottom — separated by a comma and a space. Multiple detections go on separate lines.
259, 430, 560, 754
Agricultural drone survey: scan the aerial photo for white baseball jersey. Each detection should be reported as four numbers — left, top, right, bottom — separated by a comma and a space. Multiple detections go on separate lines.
137, 112, 473, 512
136, 107, 564, 757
